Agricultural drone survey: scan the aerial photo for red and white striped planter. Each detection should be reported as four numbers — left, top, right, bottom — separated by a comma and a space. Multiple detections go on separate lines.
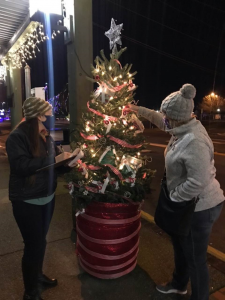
76, 202, 141, 279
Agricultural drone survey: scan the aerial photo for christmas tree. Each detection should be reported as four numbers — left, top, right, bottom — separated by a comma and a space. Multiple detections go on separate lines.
66, 19, 155, 209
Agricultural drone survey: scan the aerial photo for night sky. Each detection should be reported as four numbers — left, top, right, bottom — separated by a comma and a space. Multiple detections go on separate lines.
93, 0, 225, 110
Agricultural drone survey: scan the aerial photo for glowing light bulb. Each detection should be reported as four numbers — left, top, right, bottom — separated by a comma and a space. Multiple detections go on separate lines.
137, 152, 140, 156
129, 126, 134, 130
110, 97, 113, 100
102, 71, 105, 75
109, 66, 112, 70
117, 157, 120, 161
124, 81, 127, 84
57, 30, 60, 33
119, 75, 122, 78
119, 107, 122, 110
96, 68, 99, 72
92, 154, 96, 157
113, 77, 117, 81
131, 159, 134, 164
91, 149, 94, 152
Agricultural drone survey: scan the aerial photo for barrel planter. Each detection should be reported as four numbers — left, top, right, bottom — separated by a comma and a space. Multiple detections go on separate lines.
76, 202, 141, 279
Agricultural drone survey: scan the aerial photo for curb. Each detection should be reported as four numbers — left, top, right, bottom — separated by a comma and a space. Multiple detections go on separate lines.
141, 210, 225, 262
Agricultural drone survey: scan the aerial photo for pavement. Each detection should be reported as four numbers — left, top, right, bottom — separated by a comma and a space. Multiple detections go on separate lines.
1, 122, 225, 300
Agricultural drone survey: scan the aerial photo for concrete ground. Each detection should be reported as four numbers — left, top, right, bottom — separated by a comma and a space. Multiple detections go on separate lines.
1, 124, 225, 300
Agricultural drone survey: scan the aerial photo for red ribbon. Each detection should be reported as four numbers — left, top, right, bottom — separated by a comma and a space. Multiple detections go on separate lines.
79, 258, 137, 280
114, 59, 122, 69
80, 132, 99, 140
76, 223, 141, 244
107, 135, 143, 149
85, 186, 99, 193
87, 102, 118, 122
104, 164, 124, 180
113, 83, 127, 92
87, 165, 102, 170
80, 212, 141, 225
79, 255, 138, 272
77, 237, 139, 260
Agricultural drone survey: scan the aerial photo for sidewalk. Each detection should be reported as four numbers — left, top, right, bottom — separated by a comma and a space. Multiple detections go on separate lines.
1, 130, 225, 299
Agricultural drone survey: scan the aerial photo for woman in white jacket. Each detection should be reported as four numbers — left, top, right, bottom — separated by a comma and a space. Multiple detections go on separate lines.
128, 84, 224, 300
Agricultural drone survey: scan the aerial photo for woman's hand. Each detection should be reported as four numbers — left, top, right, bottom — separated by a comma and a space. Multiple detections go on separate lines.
127, 104, 139, 113
55, 152, 72, 163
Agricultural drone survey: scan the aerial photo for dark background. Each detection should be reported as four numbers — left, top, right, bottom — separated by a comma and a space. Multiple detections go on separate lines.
93, 0, 225, 109
29, 0, 225, 110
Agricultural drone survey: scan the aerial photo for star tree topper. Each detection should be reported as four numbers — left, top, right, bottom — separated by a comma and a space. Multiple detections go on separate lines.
105, 18, 123, 54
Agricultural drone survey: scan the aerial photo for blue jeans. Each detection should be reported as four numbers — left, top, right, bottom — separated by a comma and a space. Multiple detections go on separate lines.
171, 202, 223, 300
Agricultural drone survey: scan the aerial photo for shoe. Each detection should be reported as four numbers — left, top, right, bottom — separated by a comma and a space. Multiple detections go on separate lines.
23, 292, 43, 300
156, 283, 187, 295
38, 274, 58, 287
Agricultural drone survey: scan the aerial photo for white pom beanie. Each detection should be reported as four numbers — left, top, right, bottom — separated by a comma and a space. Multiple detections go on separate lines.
160, 84, 196, 122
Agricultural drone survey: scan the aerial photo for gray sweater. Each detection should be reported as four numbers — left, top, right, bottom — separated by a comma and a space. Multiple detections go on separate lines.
138, 107, 224, 212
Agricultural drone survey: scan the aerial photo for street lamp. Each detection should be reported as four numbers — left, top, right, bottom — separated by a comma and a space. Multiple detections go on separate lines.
210, 92, 218, 120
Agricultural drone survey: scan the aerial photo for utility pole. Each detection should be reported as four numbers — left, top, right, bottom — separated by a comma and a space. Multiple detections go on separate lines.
65, 0, 93, 139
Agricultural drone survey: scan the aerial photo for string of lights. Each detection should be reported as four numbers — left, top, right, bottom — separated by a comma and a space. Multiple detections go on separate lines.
2, 23, 61, 69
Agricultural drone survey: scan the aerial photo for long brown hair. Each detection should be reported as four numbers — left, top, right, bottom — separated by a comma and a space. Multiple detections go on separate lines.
16, 118, 40, 157
16, 118, 41, 185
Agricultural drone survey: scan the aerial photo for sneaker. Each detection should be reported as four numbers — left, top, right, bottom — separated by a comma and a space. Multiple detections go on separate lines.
156, 283, 187, 295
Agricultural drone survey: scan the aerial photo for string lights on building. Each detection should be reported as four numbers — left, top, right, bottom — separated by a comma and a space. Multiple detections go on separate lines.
1, 22, 61, 70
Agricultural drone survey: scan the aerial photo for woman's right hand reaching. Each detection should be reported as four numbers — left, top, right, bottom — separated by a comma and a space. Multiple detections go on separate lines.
126, 104, 139, 113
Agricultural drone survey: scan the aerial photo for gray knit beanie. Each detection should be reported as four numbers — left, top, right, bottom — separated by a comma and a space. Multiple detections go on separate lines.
160, 84, 196, 121
23, 97, 52, 120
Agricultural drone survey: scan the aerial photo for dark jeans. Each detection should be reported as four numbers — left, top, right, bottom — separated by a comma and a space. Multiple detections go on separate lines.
171, 202, 223, 300
12, 198, 55, 294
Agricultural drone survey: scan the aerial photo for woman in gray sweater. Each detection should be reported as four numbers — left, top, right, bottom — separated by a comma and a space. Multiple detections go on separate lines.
128, 84, 224, 300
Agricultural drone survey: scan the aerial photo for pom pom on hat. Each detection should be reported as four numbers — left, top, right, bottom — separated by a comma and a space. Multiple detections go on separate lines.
180, 84, 196, 100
